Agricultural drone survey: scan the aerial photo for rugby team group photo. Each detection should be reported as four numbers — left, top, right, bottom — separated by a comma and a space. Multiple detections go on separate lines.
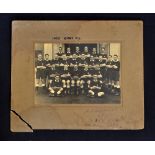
35, 43, 121, 104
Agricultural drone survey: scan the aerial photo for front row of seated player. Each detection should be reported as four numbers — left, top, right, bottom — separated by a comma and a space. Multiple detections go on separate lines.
48, 75, 105, 97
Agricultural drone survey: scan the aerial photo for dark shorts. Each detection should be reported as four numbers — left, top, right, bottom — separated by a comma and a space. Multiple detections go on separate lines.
36, 70, 45, 79
106, 70, 112, 80
51, 87, 62, 91
100, 68, 106, 77
44, 69, 50, 78
112, 70, 119, 81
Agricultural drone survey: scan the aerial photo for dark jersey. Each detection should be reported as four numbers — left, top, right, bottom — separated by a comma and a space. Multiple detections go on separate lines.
49, 69, 58, 80
55, 65, 60, 72
50, 59, 55, 65
51, 80, 63, 87
49, 68, 57, 76
82, 69, 90, 75
89, 66, 95, 75
44, 60, 51, 69
35, 59, 45, 71
94, 69, 101, 75
102, 58, 107, 64
70, 66, 79, 77
78, 59, 86, 65
61, 68, 71, 80
74, 51, 81, 56
60, 59, 67, 64
62, 69, 70, 75
85, 57, 90, 64
89, 60, 96, 66
82, 51, 89, 54
89, 64, 101, 77
112, 60, 120, 71
70, 58, 78, 65
51, 59, 59, 65
58, 59, 67, 66
66, 51, 72, 56
97, 59, 107, 72
80, 69, 91, 79
35, 59, 44, 67
66, 58, 72, 65
44, 59, 50, 65
76, 57, 81, 63
95, 59, 105, 65
90, 80, 102, 88
58, 61, 68, 74
92, 69, 102, 79
57, 52, 63, 57
57, 57, 63, 62
92, 52, 98, 57
94, 58, 100, 64
106, 60, 113, 71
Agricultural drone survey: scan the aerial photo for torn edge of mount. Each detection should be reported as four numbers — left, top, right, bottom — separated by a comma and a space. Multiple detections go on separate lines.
11, 110, 33, 132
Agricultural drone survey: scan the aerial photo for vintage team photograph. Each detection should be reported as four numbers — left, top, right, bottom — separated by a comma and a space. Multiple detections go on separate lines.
11, 20, 143, 131
35, 42, 121, 104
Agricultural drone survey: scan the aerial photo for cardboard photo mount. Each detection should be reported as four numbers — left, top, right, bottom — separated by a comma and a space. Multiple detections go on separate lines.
11, 21, 144, 132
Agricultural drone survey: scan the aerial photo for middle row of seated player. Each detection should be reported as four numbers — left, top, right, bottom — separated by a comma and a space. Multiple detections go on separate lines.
46, 55, 108, 79
49, 63, 103, 80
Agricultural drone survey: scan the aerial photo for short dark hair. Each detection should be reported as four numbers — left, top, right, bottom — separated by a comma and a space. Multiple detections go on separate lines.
114, 54, 118, 57
45, 54, 49, 56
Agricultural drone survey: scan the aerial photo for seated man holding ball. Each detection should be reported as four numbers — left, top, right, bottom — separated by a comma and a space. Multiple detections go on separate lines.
48, 75, 64, 97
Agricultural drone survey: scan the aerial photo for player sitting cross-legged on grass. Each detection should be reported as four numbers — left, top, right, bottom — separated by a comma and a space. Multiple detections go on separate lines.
48, 75, 64, 97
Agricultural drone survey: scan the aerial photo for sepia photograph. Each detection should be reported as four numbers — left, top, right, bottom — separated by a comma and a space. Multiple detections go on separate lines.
35, 42, 121, 104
